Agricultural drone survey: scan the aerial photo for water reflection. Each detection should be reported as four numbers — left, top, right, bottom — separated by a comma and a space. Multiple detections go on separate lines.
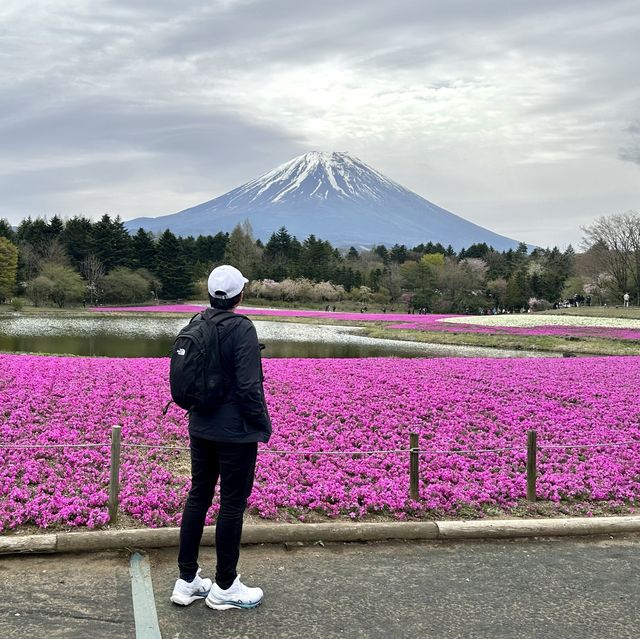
0, 333, 440, 358
0, 316, 560, 359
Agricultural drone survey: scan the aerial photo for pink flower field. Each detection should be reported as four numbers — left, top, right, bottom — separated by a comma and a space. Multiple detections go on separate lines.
1, 353, 639, 531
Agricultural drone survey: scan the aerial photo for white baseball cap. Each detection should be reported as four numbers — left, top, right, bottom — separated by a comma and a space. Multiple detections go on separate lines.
207, 265, 248, 299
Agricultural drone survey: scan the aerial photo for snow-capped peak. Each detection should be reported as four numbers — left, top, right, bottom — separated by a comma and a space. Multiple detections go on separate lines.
226, 151, 406, 207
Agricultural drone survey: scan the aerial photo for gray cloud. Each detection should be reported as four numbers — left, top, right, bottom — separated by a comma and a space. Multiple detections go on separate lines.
0, 95, 296, 159
0, 92, 303, 217
0, 0, 638, 246
620, 121, 640, 165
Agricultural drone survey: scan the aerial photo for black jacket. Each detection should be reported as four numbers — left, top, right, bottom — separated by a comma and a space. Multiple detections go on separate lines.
188, 308, 272, 443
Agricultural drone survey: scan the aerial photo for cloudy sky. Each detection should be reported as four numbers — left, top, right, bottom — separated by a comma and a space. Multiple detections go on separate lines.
1, 0, 638, 247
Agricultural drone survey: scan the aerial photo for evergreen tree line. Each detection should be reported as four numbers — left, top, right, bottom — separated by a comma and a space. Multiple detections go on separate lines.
0, 214, 229, 303
0, 214, 578, 310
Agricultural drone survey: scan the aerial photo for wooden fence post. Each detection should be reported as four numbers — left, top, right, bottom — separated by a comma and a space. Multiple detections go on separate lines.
409, 433, 420, 500
109, 425, 122, 524
526, 430, 537, 502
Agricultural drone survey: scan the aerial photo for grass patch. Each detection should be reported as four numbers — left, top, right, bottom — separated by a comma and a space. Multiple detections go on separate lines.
364, 327, 640, 356
541, 306, 640, 321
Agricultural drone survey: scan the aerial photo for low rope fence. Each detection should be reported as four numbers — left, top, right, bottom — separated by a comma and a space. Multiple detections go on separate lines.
2, 425, 640, 524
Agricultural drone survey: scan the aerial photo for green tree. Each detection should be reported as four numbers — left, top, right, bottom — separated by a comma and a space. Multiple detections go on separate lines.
389, 244, 408, 264
155, 230, 193, 299
485, 249, 509, 280
436, 259, 488, 312
224, 221, 261, 278
17, 243, 41, 282
332, 265, 357, 291
16, 217, 51, 255
0, 218, 16, 243
368, 267, 383, 292
486, 278, 508, 308
373, 245, 390, 265
195, 232, 229, 264
421, 253, 445, 268
131, 228, 158, 271
48, 215, 64, 238
561, 276, 586, 299
298, 235, 334, 281
400, 259, 437, 308
459, 242, 490, 259
190, 232, 229, 279
504, 243, 529, 279
411, 241, 447, 256
538, 246, 574, 302
264, 226, 300, 280
92, 214, 133, 271
347, 246, 360, 261
0, 237, 19, 302
62, 216, 96, 270
136, 268, 161, 299
505, 269, 529, 309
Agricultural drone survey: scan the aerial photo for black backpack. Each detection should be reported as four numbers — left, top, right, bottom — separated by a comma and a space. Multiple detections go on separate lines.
168, 310, 237, 412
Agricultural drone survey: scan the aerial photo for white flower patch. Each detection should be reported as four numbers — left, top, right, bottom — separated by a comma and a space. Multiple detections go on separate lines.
0, 317, 188, 338
440, 314, 640, 329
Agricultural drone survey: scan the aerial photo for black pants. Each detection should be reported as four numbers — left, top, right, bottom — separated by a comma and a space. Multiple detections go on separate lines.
178, 436, 257, 589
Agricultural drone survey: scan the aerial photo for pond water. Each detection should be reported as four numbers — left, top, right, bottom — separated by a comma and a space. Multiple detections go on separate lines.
0, 316, 560, 359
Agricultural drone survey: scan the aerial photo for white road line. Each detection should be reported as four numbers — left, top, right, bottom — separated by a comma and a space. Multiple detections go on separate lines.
129, 551, 162, 639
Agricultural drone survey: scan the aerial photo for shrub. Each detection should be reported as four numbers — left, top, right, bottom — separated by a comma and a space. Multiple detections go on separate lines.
136, 268, 161, 298
309, 281, 344, 302
372, 287, 391, 304
353, 286, 373, 303
528, 297, 553, 311
194, 278, 208, 300
101, 268, 152, 304
250, 279, 282, 300
247, 278, 345, 303
26, 276, 55, 307
39, 263, 85, 307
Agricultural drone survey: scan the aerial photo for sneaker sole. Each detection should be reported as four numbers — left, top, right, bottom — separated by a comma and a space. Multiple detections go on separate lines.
205, 598, 262, 610
170, 592, 209, 606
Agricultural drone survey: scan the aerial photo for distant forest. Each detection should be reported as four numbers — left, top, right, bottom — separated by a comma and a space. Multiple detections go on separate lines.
0, 211, 636, 311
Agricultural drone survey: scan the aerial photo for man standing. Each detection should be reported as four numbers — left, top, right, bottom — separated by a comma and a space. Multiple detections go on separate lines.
171, 265, 271, 610
624, 292, 630, 308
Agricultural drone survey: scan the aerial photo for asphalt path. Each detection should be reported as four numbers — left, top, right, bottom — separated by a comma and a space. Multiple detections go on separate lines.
1, 536, 638, 638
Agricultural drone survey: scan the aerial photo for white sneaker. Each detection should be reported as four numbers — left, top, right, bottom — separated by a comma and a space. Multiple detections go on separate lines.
205, 575, 263, 610
170, 569, 212, 605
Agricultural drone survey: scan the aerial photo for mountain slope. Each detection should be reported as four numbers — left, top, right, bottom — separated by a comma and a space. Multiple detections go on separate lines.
125, 151, 523, 250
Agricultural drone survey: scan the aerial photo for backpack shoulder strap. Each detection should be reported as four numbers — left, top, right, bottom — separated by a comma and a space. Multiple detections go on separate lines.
207, 310, 237, 325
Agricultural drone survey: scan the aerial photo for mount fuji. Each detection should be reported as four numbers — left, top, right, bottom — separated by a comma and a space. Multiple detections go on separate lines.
125, 152, 523, 250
